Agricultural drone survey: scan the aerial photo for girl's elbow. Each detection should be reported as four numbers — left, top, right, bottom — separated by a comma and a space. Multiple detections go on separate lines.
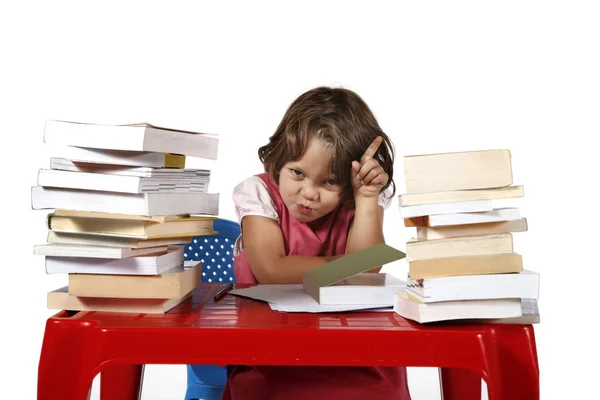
249, 260, 280, 284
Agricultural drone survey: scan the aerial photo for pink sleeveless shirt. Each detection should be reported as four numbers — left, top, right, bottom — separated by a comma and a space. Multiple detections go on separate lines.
224, 173, 411, 400
233, 173, 355, 284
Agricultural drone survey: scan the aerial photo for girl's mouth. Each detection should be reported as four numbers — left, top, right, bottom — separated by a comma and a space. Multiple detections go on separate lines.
297, 204, 313, 214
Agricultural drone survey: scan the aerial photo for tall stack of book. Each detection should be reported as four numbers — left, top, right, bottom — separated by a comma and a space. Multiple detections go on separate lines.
393, 149, 540, 324
32, 120, 220, 314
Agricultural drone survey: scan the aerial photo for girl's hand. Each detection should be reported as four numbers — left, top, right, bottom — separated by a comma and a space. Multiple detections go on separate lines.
351, 136, 389, 199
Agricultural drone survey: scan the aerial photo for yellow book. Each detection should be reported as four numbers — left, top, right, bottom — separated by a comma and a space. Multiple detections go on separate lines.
47, 213, 217, 239
406, 233, 513, 262
409, 253, 523, 280
54, 209, 190, 223
48, 230, 195, 249
399, 185, 524, 206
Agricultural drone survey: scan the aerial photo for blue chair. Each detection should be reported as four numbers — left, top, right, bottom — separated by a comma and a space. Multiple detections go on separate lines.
183, 218, 240, 400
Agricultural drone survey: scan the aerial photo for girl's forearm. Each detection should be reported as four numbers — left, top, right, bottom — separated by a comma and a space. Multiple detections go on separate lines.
255, 254, 344, 284
345, 196, 385, 270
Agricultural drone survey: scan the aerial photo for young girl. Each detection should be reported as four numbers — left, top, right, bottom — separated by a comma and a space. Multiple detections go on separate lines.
224, 87, 410, 399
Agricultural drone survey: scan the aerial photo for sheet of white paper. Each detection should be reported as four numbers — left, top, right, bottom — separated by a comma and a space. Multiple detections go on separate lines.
230, 284, 405, 313
269, 303, 394, 313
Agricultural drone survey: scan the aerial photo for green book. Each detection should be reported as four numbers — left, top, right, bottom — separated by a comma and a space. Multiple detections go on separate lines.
302, 243, 406, 305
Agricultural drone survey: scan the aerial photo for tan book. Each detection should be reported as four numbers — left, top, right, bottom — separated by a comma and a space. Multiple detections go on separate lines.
399, 185, 523, 206
53, 209, 189, 223
68, 263, 202, 299
47, 213, 216, 238
409, 253, 523, 280
416, 219, 528, 240
47, 286, 191, 314
406, 233, 513, 262
47, 230, 195, 249
404, 149, 513, 193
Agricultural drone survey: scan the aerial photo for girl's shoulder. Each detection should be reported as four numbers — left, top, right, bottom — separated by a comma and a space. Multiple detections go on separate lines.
232, 175, 279, 223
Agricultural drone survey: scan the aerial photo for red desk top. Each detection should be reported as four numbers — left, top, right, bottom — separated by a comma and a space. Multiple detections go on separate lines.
54, 284, 490, 333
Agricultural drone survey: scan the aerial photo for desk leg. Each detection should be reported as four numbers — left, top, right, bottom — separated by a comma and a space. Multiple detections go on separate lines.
483, 326, 539, 400
101, 364, 144, 400
440, 368, 481, 400
38, 320, 97, 400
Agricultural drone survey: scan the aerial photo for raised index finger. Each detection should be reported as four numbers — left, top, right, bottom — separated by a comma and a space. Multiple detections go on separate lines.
361, 136, 383, 162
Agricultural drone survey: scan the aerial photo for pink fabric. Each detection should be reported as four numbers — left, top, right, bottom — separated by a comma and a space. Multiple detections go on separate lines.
225, 173, 411, 400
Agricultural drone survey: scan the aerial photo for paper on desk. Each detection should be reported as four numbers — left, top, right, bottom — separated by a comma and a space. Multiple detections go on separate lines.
230, 284, 404, 313
269, 303, 393, 313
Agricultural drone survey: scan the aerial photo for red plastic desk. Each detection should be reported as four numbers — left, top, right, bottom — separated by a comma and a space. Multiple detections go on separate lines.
38, 284, 539, 400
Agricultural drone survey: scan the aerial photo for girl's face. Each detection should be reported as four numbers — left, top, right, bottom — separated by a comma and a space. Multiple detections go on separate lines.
278, 137, 344, 223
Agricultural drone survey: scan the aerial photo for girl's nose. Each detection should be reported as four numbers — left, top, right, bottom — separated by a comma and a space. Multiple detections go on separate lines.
301, 183, 318, 201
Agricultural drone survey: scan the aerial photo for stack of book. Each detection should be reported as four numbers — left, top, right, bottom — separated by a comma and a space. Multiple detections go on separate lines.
393, 149, 540, 324
32, 120, 220, 314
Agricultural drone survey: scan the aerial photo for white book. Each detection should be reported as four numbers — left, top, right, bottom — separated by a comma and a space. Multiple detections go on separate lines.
38, 169, 208, 194
230, 284, 395, 313
482, 298, 540, 324
407, 270, 540, 302
50, 157, 209, 178
45, 246, 184, 275
44, 120, 219, 159
393, 292, 523, 323
400, 198, 521, 218
60, 146, 185, 168
423, 208, 521, 227
31, 186, 219, 216
33, 243, 168, 259
313, 273, 405, 306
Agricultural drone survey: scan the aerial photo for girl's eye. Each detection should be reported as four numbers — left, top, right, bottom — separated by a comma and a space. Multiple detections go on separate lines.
325, 179, 338, 187
290, 169, 303, 177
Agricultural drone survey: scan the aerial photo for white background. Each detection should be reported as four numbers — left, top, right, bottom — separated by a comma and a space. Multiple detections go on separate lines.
1, 1, 599, 399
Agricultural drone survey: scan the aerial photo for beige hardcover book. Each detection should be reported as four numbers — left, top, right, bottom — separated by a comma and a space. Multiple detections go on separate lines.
416, 219, 528, 240
47, 286, 191, 314
47, 230, 195, 249
399, 185, 523, 206
406, 233, 513, 262
68, 262, 202, 299
409, 253, 523, 280
47, 213, 216, 238
404, 149, 513, 193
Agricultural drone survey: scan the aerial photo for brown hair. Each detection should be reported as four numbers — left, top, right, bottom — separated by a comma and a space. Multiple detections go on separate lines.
258, 86, 395, 202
